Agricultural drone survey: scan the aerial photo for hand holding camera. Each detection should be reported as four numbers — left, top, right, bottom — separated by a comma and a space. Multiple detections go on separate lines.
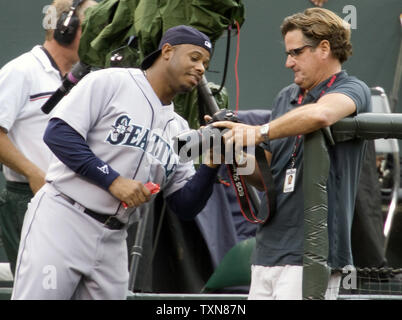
173, 109, 239, 164
211, 119, 265, 148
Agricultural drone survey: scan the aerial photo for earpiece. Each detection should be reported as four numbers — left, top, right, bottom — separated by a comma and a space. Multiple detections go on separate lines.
54, 0, 85, 45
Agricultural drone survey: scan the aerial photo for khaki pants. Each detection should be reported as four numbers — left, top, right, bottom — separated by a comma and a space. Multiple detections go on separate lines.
248, 265, 342, 300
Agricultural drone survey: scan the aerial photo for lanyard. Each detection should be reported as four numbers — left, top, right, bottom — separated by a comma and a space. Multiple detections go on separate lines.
290, 135, 302, 169
290, 74, 337, 168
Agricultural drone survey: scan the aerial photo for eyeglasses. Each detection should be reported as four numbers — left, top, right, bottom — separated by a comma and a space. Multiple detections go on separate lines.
285, 45, 313, 57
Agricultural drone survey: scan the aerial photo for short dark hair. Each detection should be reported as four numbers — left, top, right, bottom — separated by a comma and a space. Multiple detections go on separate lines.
281, 8, 352, 63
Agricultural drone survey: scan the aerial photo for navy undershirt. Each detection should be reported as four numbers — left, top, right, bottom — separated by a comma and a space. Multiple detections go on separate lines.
43, 118, 218, 219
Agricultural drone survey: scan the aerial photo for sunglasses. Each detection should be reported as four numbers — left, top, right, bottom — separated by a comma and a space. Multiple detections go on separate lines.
285, 44, 313, 57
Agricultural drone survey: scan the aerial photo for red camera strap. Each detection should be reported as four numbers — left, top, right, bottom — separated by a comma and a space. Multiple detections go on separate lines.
226, 145, 276, 224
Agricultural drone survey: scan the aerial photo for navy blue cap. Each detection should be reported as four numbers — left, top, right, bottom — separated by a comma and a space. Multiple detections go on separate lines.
140, 25, 212, 70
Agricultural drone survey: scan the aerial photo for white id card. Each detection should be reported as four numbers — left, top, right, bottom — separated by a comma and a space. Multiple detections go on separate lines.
283, 168, 296, 193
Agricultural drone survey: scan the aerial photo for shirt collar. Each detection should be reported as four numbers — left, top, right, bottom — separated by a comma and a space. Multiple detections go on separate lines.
31, 45, 62, 78
290, 70, 348, 105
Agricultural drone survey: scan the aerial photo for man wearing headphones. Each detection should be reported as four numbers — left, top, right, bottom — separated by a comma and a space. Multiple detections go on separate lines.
0, 0, 97, 275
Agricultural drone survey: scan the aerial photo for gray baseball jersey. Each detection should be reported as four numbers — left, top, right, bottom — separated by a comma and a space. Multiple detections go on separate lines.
12, 68, 197, 300
46, 68, 195, 223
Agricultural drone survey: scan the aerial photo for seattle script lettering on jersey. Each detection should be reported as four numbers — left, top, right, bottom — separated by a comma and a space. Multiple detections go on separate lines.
105, 115, 177, 179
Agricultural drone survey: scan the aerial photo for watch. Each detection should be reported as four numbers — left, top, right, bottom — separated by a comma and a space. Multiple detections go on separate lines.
259, 123, 270, 142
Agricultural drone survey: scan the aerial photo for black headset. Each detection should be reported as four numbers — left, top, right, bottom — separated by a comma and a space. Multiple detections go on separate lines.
54, 0, 85, 46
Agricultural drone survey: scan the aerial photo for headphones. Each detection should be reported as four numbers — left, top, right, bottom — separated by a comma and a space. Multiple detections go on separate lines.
54, 0, 85, 46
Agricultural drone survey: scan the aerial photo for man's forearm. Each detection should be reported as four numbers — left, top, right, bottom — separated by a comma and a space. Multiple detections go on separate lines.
0, 129, 45, 193
0, 130, 43, 180
43, 118, 120, 190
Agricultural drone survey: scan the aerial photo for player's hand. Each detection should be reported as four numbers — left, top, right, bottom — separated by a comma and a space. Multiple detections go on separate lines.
108, 176, 151, 208
203, 115, 213, 124
212, 121, 262, 147
27, 170, 46, 194
202, 115, 222, 168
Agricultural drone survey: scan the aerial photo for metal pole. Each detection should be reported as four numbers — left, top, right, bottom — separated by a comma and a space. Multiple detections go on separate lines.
384, 149, 400, 250
128, 205, 150, 292
389, 13, 402, 112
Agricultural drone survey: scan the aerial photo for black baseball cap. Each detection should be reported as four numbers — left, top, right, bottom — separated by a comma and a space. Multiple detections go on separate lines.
140, 25, 212, 70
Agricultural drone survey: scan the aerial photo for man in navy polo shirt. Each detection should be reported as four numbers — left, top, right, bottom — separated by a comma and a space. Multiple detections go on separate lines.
214, 8, 372, 299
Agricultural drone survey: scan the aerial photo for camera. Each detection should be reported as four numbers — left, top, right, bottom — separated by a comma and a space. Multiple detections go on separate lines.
173, 109, 238, 162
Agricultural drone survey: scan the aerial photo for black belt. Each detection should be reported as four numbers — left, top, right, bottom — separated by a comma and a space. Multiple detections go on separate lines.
6, 181, 32, 193
58, 193, 125, 230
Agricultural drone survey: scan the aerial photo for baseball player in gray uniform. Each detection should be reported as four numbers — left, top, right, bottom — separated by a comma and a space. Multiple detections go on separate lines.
12, 25, 219, 299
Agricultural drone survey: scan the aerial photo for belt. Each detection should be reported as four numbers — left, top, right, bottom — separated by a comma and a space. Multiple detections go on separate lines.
6, 181, 32, 193
58, 193, 125, 230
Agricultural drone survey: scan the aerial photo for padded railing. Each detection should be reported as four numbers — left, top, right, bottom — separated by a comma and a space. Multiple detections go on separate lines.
303, 111, 402, 299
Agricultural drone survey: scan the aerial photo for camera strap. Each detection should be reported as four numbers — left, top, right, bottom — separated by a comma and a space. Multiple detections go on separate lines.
225, 145, 276, 224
